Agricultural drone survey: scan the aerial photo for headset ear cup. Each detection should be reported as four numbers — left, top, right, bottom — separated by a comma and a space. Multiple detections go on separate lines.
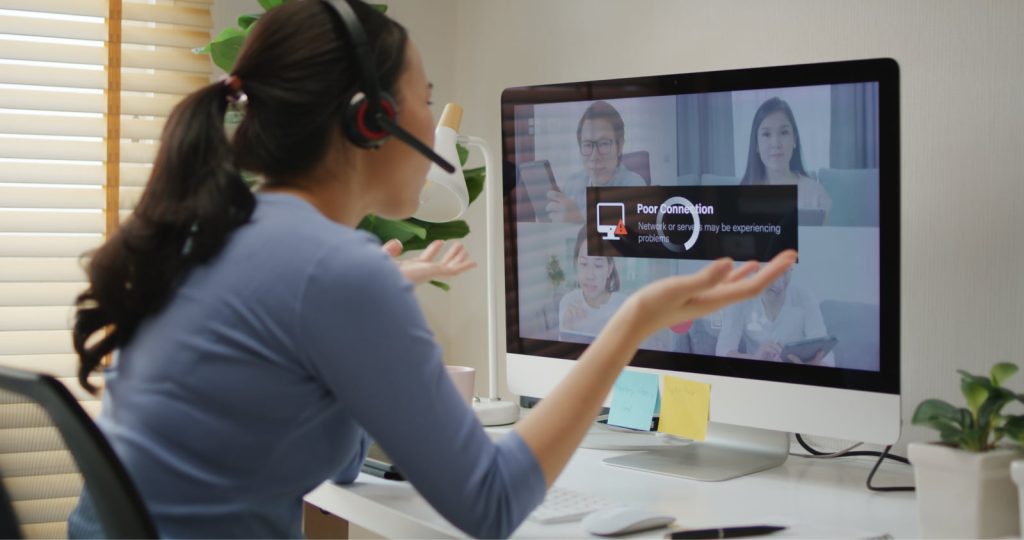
344, 92, 399, 149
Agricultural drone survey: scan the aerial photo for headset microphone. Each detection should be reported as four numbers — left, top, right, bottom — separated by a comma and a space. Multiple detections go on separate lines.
376, 115, 456, 173
323, 0, 456, 174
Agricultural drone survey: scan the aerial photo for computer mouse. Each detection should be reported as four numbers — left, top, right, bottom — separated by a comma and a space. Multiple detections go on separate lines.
581, 506, 676, 537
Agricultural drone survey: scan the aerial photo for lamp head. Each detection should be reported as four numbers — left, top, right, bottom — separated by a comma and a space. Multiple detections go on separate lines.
414, 104, 470, 223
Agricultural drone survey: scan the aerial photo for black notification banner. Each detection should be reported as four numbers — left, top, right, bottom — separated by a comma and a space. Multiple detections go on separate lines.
586, 186, 797, 261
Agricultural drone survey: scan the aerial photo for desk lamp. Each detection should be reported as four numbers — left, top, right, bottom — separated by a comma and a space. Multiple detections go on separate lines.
414, 103, 520, 426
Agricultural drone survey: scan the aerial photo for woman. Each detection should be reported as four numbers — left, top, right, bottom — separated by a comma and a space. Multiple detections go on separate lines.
558, 227, 626, 338
741, 97, 832, 213
546, 100, 647, 222
715, 267, 835, 367
68, 1, 795, 537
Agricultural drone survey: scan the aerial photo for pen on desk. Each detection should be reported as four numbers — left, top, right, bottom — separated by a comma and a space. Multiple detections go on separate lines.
666, 525, 786, 539
360, 459, 405, 481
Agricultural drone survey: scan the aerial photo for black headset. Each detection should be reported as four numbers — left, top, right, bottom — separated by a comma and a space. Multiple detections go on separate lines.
321, 0, 455, 173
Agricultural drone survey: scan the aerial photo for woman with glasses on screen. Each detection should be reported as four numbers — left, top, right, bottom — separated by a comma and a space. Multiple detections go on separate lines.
546, 100, 647, 222
741, 97, 832, 214
66, 2, 794, 538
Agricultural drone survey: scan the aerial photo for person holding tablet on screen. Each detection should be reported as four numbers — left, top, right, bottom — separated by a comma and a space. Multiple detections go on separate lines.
741, 97, 832, 214
66, 2, 796, 538
715, 267, 836, 367
546, 100, 646, 222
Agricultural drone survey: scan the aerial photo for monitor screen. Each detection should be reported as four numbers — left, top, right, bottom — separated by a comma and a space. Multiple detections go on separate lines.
502, 59, 899, 400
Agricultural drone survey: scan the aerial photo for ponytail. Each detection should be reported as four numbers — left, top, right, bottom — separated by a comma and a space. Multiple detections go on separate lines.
73, 81, 255, 393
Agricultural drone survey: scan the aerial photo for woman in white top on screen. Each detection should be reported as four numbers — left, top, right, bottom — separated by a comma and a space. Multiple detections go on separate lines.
559, 227, 627, 338
715, 267, 834, 366
741, 97, 832, 213
546, 101, 646, 222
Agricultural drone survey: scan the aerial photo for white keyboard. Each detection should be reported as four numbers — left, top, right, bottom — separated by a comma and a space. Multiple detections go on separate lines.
527, 486, 615, 524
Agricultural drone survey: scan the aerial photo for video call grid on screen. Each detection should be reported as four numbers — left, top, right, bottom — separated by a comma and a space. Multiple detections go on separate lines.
501, 59, 899, 393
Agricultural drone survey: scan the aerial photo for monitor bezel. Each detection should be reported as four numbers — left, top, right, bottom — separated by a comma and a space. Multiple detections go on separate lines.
501, 58, 900, 395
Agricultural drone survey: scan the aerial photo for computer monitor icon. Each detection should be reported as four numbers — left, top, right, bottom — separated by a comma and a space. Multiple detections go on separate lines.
596, 203, 626, 240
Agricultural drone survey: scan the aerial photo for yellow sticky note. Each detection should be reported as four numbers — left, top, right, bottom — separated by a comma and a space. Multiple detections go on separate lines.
657, 375, 710, 441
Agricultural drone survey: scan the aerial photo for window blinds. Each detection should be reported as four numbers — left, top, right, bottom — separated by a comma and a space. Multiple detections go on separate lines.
0, 0, 213, 395
0, 1, 213, 536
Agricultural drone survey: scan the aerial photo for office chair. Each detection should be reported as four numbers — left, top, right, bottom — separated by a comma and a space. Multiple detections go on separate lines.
621, 151, 652, 185
0, 366, 157, 539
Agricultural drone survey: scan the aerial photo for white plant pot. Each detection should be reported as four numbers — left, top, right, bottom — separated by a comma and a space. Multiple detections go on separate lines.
1012, 460, 1024, 536
908, 442, 1021, 538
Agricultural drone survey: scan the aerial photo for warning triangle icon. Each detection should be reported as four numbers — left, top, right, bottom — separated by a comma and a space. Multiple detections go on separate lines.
614, 219, 627, 236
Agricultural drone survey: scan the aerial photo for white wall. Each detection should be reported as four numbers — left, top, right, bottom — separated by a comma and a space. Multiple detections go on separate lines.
211, 1, 1024, 451
445, 0, 1024, 450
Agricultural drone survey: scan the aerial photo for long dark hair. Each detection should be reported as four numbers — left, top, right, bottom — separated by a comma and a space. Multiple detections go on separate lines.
740, 97, 807, 185
72, 0, 408, 392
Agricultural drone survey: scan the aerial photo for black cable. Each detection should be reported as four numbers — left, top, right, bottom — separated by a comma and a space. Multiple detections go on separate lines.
794, 434, 914, 492
795, 434, 910, 464
866, 445, 915, 492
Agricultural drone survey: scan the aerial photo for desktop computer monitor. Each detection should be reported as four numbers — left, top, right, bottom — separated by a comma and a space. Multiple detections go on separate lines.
501, 58, 900, 481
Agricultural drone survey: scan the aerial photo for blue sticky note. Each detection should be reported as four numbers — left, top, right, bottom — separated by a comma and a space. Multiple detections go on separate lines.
607, 371, 660, 431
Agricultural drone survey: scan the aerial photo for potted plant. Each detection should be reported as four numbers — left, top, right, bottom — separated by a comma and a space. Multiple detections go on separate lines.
540, 254, 566, 331
195, 0, 484, 290
909, 362, 1024, 538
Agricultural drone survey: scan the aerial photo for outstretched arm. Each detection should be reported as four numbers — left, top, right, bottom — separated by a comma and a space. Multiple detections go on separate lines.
515, 250, 798, 485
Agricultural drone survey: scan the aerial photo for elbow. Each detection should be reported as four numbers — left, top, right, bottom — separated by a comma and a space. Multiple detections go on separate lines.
457, 512, 519, 540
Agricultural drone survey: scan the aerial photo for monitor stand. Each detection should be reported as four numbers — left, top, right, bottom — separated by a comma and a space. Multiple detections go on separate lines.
597, 422, 790, 481
580, 421, 693, 450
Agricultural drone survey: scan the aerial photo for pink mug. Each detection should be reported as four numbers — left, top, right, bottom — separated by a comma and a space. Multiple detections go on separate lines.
446, 365, 476, 405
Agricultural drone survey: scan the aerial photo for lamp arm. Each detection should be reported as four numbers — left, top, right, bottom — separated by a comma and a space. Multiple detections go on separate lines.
456, 135, 499, 400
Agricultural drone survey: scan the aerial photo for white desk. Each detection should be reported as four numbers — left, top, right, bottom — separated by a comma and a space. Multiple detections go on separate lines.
304, 438, 918, 539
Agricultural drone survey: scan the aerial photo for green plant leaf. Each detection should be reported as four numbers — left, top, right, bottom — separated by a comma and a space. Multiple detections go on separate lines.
991, 362, 1018, 387
962, 378, 990, 417
959, 407, 975, 430
913, 397, 966, 438
197, 27, 249, 72
1000, 416, 1024, 443
258, 0, 285, 10
957, 369, 994, 390
429, 280, 450, 291
237, 13, 261, 30
371, 3, 388, 13
464, 166, 485, 204
400, 220, 469, 251
977, 387, 1016, 430
959, 426, 989, 451
358, 215, 427, 245
912, 399, 959, 424
938, 426, 965, 445
457, 144, 470, 167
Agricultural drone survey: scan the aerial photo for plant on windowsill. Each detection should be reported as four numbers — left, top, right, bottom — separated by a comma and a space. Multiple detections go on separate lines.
908, 362, 1024, 538
195, 0, 485, 290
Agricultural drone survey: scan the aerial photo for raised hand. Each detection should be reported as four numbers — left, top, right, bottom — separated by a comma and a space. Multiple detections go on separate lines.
620, 250, 798, 339
381, 239, 477, 286
545, 190, 583, 223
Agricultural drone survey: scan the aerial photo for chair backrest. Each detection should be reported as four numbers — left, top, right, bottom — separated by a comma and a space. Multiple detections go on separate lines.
0, 366, 156, 539
699, 173, 742, 186
816, 168, 880, 227
621, 151, 652, 185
